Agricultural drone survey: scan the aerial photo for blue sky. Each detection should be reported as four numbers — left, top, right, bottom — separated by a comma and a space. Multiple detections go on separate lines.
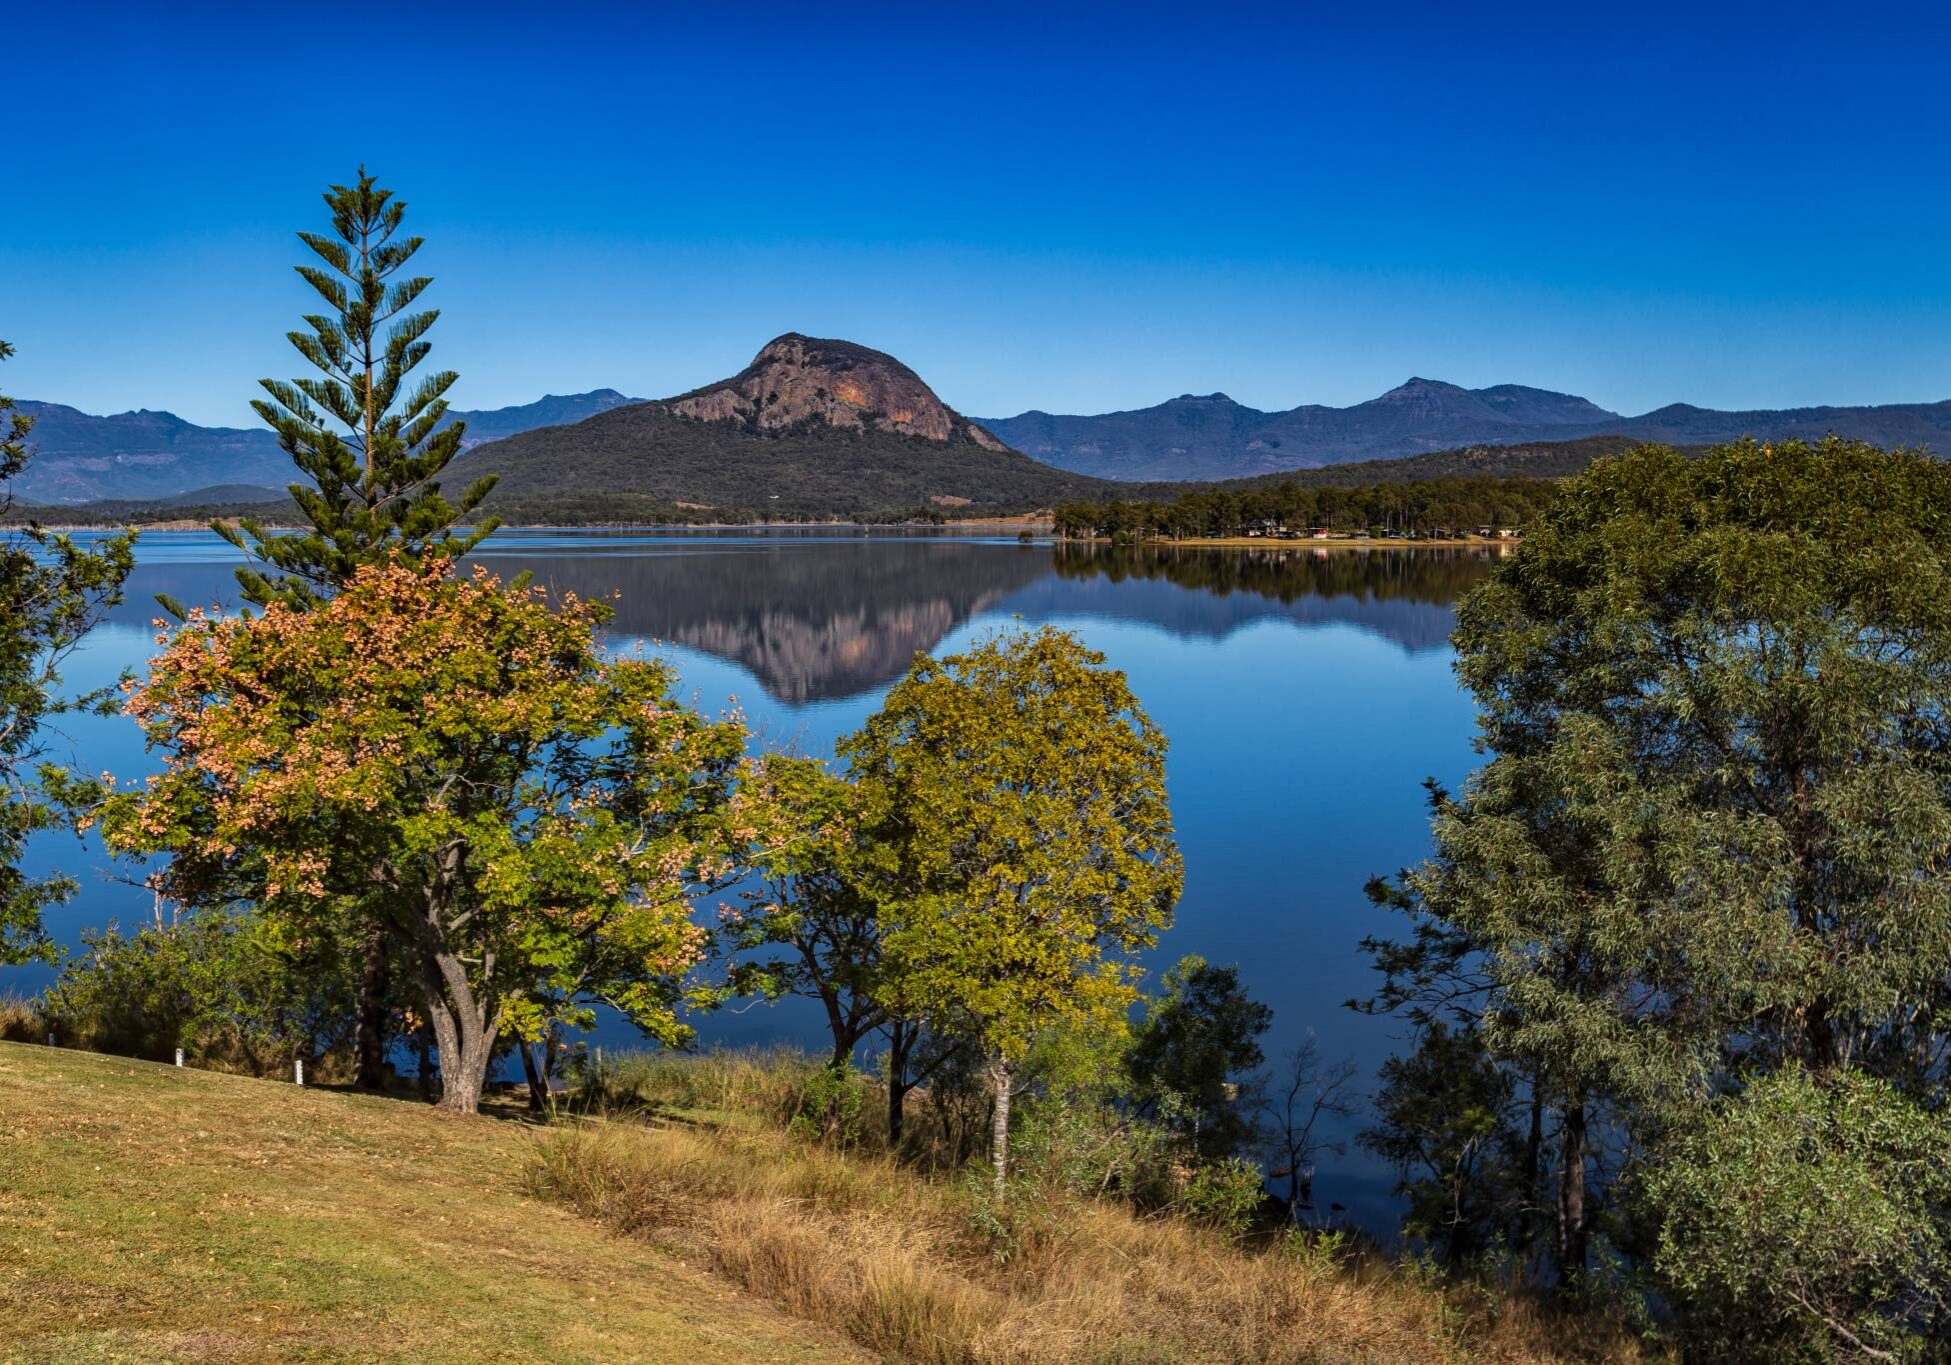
7, 1, 1951, 425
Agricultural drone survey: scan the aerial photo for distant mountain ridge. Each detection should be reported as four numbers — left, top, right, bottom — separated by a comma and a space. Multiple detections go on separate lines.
980, 380, 1951, 480
6, 389, 641, 503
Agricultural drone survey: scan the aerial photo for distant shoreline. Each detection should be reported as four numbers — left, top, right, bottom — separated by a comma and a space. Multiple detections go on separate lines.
14, 513, 1062, 535
1077, 534, 1521, 551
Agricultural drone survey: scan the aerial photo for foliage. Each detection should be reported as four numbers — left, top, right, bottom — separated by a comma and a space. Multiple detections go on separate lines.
721, 755, 887, 1067
1362, 437, 1951, 1312
216, 167, 496, 609
1360, 1021, 1528, 1267
1125, 954, 1271, 1159
1176, 1157, 1270, 1237
0, 339, 135, 965
101, 560, 769, 1112
1054, 474, 1562, 540
839, 626, 1183, 1183
1642, 1068, 1951, 1363
41, 908, 358, 1075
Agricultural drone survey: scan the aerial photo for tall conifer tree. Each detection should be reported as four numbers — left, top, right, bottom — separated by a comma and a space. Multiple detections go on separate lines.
213, 167, 498, 607
212, 169, 499, 1091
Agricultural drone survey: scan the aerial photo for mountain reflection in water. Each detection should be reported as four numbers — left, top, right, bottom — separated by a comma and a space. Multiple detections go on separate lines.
16, 530, 1505, 1231
465, 536, 1504, 702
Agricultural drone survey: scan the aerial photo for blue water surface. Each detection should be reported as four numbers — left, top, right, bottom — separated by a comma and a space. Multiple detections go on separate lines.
8, 529, 1501, 1228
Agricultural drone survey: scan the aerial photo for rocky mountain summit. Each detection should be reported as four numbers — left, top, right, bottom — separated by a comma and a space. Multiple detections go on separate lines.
450, 334, 1105, 517
668, 334, 1007, 449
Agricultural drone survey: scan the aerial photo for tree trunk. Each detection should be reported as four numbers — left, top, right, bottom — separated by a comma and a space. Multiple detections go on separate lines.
989, 1053, 1014, 1193
886, 1018, 915, 1150
519, 1038, 547, 1112
1522, 1074, 1544, 1269
416, 1027, 434, 1103
353, 922, 390, 1091
419, 948, 497, 1115
1556, 1099, 1588, 1287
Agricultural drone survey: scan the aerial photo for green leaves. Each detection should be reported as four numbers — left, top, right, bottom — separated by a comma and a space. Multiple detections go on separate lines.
1643, 1068, 1951, 1360
840, 626, 1182, 1063
0, 340, 135, 966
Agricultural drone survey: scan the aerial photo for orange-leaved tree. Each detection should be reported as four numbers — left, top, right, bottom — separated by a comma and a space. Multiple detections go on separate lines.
102, 560, 772, 1112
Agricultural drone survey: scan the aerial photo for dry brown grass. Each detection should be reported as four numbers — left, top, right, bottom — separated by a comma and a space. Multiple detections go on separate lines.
0, 993, 45, 1043
0, 1041, 868, 1362
528, 1117, 1653, 1364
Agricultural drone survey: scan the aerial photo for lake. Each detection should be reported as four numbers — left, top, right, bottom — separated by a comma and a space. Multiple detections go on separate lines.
6, 529, 1507, 1227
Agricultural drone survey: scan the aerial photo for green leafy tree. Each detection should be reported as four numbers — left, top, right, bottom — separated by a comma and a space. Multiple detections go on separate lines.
103, 561, 770, 1113
1360, 1021, 1526, 1266
1366, 438, 1951, 1306
723, 755, 888, 1072
839, 626, 1183, 1188
0, 339, 134, 964
43, 907, 359, 1075
1642, 1068, 1951, 1363
1125, 954, 1272, 1159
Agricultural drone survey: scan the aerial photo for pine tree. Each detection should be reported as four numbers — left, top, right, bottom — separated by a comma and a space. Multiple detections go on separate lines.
210, 169, 499, 1091
212, 167, 498, 609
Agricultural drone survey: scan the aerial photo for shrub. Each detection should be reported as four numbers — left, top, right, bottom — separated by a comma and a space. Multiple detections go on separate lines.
40, 910, 357, 1077
1642, 1067, 1951, 1362
0, 993, 44, 1042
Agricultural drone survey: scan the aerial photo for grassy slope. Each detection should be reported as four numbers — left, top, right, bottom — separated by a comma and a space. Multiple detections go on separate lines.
0, 1042, 862, 1364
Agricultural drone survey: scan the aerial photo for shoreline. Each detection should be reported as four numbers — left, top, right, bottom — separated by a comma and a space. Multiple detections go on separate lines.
1072, 534, 1520, 551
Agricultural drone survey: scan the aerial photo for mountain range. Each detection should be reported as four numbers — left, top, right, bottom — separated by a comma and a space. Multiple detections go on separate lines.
13, 336, 1951, 511
8, 390, 640, 503
979, 380, 1951, 480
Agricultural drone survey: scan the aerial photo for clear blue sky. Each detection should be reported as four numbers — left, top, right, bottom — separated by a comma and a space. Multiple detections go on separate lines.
7, 1, 1950, 425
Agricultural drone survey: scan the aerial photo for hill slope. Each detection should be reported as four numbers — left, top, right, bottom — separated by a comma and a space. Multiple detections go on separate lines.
0, 1042, 861, 1362
455, 334, 1113, 518
983, 381, 1951, 481
8, 390, 641, 504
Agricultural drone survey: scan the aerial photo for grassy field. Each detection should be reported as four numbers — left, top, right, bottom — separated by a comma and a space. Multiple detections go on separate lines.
0, 1042, 863, 1364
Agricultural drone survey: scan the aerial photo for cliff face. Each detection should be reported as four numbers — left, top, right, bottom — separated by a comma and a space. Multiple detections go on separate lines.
669, 333, 1008, 449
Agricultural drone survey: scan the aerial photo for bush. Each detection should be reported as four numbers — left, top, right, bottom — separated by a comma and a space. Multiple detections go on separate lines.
1641, 1067, 1951, 1362
0, 993, 44, 1042
41, 910, 357, 1078
1176, 1157, 1267, 1237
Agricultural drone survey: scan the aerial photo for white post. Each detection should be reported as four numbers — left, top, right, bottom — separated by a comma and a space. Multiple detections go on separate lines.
294, 1057, 305, 1086
174, 1047, 184, 1068
45, 1033, 54, 1048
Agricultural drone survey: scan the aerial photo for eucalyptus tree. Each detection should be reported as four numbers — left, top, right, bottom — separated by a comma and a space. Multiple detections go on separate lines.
0, 340, 133, 964
1364, 438, 1951, 1323
839, 627, 1182, 1188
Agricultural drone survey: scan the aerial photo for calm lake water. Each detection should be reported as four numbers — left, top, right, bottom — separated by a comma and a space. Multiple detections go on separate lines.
7, 529, 1507, 1227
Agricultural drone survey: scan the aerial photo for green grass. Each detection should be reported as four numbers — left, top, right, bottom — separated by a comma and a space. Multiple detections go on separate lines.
0, 1041, 864, 1364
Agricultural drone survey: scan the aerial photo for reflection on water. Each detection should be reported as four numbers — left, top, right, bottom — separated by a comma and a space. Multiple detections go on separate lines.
11, 530, 1500, 1232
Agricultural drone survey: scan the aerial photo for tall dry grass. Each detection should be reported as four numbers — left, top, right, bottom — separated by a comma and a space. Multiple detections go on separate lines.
0, 994, 45, 1043
527, 1115, 1651, 1364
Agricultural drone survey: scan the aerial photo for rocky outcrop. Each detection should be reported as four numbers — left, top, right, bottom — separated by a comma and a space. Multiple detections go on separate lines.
669, 333, 1005, 448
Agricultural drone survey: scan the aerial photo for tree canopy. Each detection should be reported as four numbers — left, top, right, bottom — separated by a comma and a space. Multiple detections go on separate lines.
839, 626, 1183, 1185
0, 339, 134, 965
103, 560, 771, 1112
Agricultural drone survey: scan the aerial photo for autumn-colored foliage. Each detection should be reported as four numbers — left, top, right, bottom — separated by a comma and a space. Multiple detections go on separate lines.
103, 559, 771, 1111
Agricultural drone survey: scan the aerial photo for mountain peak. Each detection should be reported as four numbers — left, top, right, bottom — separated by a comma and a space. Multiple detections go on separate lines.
669, 334, 1006, 449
